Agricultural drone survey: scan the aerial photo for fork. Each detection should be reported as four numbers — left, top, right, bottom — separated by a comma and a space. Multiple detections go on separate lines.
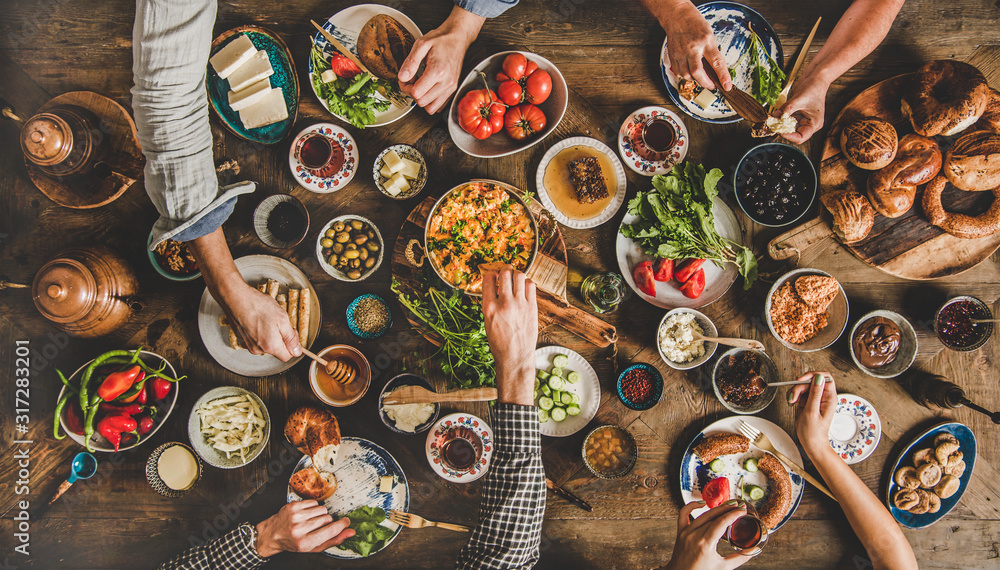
387, 510, 470, 532
737, 421, 838, 502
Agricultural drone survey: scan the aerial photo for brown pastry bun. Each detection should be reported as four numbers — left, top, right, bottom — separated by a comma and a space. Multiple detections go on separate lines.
902, 60, 989, 137
285, 406, 342, 473
867, 134, 942, 218
974, 88, 1000, 132
922, 176, 1000, 239
289, 466, 338, 501
943, 130, 1000, 191
357, 15, 414, 82
285, 406, 331, 454
841, 117, 898, 170
822, 190, 875, 243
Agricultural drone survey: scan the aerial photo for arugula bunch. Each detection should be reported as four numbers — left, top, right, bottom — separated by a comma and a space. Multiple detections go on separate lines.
728, 29, 786, 108
310, 47, 391, 129
392, 271, 496, 389
620, 162, 758, 289
338, 506, 395, 557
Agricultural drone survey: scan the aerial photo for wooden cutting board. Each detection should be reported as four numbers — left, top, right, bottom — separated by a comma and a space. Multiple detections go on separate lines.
769, 73, 1000, 279
390, 182, 617, 348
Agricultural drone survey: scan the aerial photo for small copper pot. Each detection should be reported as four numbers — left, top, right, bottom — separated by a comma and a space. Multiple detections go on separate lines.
3, 99, 106, 180
32, 246, 142, 338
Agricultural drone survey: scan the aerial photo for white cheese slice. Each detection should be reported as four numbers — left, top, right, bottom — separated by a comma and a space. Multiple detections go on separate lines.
388, 172, 410, 193
693, 88, 718, 109
229, 50, 274, 93
383, 150, 405, 173
379, 475, 393, 493
398, 157, 421, 180
239, 88, 288, 129
210, 35, 256, 79
228, 78, 272, 111
321, 69, 338, 84
379, 164, 394, 178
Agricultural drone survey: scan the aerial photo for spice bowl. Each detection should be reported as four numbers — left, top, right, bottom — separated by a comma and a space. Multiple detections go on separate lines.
253, 194, 309, 249
378, 373, 441, 435
346, 293, 392, 339
581, 424, 638, 479
308, 344, 372, 407
657, 308, 718, 371
765, 267, 849, 352
373, 144, 428, 200
849, 310, 918, 379
712, 348, 778, 415
934, 295, 993, 351
316, 215, 384, 282
616, 363, 664, 410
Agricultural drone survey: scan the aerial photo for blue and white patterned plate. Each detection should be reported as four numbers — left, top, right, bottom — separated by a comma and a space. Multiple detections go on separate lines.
886, 422, 976, 530
207, 26, 298, 144
287, 437, 408, 558
660, 1, 783, 123
616, 106, 689, 176
288, 123, 359, 193
425, 413, 494, 483
679, 416, 804, 532
310, 4, 421, 128
828, 393, 881, 465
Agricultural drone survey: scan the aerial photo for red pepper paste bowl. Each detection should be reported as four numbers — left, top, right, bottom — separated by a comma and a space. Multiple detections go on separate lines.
616, 363, 664, 411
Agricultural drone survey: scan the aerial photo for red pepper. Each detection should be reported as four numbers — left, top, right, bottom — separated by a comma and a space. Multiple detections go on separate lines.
137, 415, 155, 436
151, 377, 172, 401
679, 268, 706, 299
136, 380, 148, 405
96, 414, 138, 453
675, 258, 706, 283
632, 260, 657, 297
97, 365, 142, 401
98, 402, 144, 416
118, 370, 147, 403
64, 400, 86, 436
653, 258, 674, 282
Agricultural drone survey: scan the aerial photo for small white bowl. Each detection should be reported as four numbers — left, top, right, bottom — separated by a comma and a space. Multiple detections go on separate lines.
656, 308, 718, 370
187, 386, 270, 469
764, 267, 849, 352
315, 215, 384, 282
373, 144, 427, 200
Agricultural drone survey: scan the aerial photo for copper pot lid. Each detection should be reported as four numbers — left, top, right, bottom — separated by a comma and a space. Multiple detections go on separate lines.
32, 258, 98, 323
20, 112, 72, 166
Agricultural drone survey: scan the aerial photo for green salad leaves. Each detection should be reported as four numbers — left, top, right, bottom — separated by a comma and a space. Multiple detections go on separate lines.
729, 29, 786, 108
620, 162, 758, 289
338, 506, 396, 557
310, 47, 391, 129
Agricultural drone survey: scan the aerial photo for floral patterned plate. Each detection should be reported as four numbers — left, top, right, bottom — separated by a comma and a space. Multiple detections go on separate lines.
425, 413, 493, 483
617, 106, 688, 176
288, 123, 358, 193
828, 393, 881, 465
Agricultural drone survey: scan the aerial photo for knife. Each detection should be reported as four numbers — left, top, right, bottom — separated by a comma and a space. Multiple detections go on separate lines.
701, 62, 768, 125
546, 478, 593, 512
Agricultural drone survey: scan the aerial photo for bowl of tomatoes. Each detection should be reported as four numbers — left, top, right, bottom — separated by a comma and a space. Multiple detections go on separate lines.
448, 51, 567, 158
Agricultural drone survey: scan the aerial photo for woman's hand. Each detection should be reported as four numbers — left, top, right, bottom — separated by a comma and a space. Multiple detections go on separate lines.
787, 372, 838, 456
774, 75, 829, 143
663, 501, 750, 570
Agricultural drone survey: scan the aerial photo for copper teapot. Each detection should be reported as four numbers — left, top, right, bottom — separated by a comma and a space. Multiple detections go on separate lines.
1, 98, 106, 180
27, 246, 142, 338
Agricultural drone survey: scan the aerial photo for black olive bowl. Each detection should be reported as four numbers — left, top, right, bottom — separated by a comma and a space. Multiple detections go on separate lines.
734, 143, 817, 228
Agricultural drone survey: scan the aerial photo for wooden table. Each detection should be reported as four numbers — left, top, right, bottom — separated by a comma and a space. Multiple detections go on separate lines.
2, 1, 999, 568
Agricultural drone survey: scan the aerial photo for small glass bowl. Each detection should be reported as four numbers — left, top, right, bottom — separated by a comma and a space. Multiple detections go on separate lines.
935, 295, 993, 351
581, 424, 638, 479
616, 363, 664, 411
346, 293, 392, 340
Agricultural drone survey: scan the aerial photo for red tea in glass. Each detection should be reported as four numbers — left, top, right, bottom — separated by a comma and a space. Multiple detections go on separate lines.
436, 426, 483, 471
299, 133, 345, 176
640, 117, 677, 153
724, 501, 769, 556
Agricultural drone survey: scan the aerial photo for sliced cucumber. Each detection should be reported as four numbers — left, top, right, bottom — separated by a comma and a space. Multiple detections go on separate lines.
561, 392, 573, 405
566, 371, 580, 384
541, 384, 552, 397
744, 484, 764, 501
708, 458, 725, 473
550, 367, 564, 378
537, 370, 550, 381
538, 409, 549, 423
552, 354, 570, 368
538, 396, 554, 411
743, 458, 759, 473
548, 376, 565, 391
566, 404, 581, 416
551, 407, 567, 422
571, 393, 581, 405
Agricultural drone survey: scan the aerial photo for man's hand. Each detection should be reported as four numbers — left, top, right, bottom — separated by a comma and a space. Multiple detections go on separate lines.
254, 500, 354, 558
482, 267, 538, 406
654, 0, 731, 91
787, 372, 838, 456
774, 78, 828, 143
663, 501, 750, 570
397, 5, 485, 114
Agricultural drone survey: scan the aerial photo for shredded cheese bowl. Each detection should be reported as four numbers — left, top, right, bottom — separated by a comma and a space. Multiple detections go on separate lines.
187, 386, 270, 469
424, 180, 539, 295
656, 308, 718, 370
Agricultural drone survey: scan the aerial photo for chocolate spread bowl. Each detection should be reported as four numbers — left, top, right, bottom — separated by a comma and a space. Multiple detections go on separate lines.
848, 310, 918, 379
934, 296, 993, 351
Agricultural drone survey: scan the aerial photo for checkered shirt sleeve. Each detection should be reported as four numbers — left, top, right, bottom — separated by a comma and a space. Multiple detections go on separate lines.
457, 403, 545, 569
158, 523, 267, 570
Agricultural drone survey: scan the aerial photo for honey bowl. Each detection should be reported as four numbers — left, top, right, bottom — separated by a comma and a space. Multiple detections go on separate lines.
582, 424, 637, 479
308, 345, 371, 407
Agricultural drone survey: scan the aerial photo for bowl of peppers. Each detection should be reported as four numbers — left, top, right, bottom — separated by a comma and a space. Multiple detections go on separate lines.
54, 348, 183, 453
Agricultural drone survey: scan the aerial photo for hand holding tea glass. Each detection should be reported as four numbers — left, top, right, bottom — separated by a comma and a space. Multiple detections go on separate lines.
482, 266, 538, 406
662, 501, 751, 570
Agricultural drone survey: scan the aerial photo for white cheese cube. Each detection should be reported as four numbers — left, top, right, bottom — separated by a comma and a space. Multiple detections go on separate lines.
398, 157, 421, 180
388, 172, 410, 192
379, 163, 394, 178
229, 50, 274, 93
379, 475, 393, 493
693, 88, 718, 109
210, 35, 256, 79
382, 150, 405, 174
321, 69, 338, 84
228, 78, 271, 111
239, 88, 288, 129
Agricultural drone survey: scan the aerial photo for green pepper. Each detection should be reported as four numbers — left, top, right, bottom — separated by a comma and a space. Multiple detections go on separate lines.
79, 349, 139, 413
344, 72, 371, 96
53, 390, 72, 440
135, 359, 186, 383
57, 369, 78, 394
83, 395, 103, 453
115, 372, 148, 402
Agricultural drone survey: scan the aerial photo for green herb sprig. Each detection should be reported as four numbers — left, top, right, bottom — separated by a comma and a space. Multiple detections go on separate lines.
728, 29, 786, 108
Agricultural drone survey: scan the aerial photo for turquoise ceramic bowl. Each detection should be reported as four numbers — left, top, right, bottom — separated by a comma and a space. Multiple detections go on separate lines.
207, 26, 298, 144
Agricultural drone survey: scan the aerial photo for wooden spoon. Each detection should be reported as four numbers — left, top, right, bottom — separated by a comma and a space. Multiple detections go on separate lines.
301, 347, 357, 384
382, 385, 498, 406
971, 318, 1000, 324
690, 330, 765, 351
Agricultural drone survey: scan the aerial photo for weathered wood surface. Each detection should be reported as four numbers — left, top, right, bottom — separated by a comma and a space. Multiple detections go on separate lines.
2, 1, 1000, 569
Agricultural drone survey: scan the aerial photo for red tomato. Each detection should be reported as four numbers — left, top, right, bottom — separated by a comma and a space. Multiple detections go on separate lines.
679, 268, 705, 299
523, 68, 552, 104
504, 104, 547, 140
497, 53, 527, 83
632, 260, 656, 297
675, 258, 706, 283
702, 477, 731, 509
497, 80, 523, 106
458, 88, 506, 140
653, 258, 674, 282
330, 53, 361, 79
